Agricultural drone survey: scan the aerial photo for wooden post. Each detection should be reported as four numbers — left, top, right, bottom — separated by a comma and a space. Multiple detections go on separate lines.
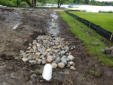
89, 23, 90, 28
110, 33, 113, 41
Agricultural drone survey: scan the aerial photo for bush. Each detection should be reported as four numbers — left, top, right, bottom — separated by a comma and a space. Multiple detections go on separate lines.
20, 2, 28, 7
0, 0, 16, 7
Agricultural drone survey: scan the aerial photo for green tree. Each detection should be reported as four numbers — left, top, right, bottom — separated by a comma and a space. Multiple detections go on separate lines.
73, 0, 80, 4
84, 0, 89, 4
57, 0, 71, 8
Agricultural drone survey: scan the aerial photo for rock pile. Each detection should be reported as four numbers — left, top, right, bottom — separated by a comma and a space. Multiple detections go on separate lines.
102, 47, 113, 58
20, 35, 76, 70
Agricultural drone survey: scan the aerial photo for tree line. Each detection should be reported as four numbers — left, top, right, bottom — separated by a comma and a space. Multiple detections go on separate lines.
0, 0, 113, 7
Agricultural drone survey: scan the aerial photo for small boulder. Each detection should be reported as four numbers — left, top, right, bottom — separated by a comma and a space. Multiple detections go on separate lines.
68, 55, 75, 60
47, 56, 53, 63
69, 61, 75, 66
42, 60, 46, 64
61, 56, 67, 64
107, 55, 113, 58
22, 57, 29, 62
52, 63, 57, 68
58, 62, 65, 68
37, 59, 42, 65
55, 57, 61, 62
70, 66, 76, 70
29, 60, 36, 64
105, 47, 111, 54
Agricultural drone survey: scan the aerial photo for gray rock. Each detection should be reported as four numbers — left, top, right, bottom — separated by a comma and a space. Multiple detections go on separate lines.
68, 55, 75, 60
47, 56, 53, 63
55, 57, 61, 62
70, 66, 76, 70
37, 59, 42, 64
107, 50, 113, 58
21, 35, 75, 69
33, 40, 37, 45
42, 60, 46, 64
61, 56, 67, 64
32, 45, 37, 52
60, 50, 66, 55
29, 43, 32, 46
52, 63, 57, 68
105, 47, 111, 54
71, 45, 76, 50
64, 46, 69, 52
58, 62, 65, 68
27, 47, 31, 50
36, 52, 41, 56
110, 46, 113, 50
41, 56, 46, 60
22, 57, 29, 62
66, 57, 70, 61
29, 60, 36, 64
108, 55, 113, 58
69, 61, 75, 66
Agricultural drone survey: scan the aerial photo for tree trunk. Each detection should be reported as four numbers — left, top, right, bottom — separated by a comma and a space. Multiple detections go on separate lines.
26, 0, 33, 7
32, 0, 36, 7
85, 0, 89, 4
57, 0, 60, 8
17, 0, 19, 7
34, 0, 36, 6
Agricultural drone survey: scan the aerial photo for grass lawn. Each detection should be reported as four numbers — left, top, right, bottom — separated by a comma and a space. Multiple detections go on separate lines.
69, 11, 113, 33
60, 12, 113, 66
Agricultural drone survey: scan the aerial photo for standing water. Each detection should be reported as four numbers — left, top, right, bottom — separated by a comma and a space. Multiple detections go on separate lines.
47, 12, 60, 36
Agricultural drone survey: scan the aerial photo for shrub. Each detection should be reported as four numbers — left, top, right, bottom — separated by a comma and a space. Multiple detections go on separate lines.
20, 2, 28, 7
0, 0, 16, 7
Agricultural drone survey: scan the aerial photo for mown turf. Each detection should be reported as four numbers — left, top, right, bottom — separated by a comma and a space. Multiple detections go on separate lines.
70, 11, 113, 33
60, 12, 113, 66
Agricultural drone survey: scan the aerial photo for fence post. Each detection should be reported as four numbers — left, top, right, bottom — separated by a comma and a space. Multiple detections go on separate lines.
110, 33, 113, 41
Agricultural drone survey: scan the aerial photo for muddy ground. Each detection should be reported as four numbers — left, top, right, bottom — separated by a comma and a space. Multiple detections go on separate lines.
0, 7, 113, 85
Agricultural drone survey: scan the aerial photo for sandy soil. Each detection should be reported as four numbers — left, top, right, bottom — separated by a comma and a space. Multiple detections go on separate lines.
0, 7, 113, 85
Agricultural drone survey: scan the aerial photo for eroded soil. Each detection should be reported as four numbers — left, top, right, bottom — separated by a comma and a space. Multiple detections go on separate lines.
0, 7, 113, 85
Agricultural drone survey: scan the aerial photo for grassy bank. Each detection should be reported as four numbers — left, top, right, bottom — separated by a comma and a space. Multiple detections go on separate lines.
69, 11, 113, 32
60, 12, 113, 66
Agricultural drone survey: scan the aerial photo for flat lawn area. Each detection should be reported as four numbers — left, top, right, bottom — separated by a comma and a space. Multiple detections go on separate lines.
70, 11, 113, 32
60, 12, 113, 66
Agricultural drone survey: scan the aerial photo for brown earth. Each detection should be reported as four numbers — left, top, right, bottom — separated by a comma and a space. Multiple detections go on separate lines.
0, 7, 113, 85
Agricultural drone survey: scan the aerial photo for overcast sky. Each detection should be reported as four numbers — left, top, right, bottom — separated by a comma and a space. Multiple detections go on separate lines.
96, 0, 113, 2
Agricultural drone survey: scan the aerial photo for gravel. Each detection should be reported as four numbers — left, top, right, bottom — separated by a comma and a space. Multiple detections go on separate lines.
20, 35, 76, 69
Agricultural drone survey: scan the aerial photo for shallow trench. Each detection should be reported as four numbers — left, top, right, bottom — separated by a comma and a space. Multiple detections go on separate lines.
47, 11, 60, 36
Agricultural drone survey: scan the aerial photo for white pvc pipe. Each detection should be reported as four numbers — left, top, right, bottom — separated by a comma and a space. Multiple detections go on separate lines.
42, 64, 52, 81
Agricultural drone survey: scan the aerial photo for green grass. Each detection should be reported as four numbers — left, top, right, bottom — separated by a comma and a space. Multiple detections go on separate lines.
70, 11, 113, 33
60, 12, 113, 66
